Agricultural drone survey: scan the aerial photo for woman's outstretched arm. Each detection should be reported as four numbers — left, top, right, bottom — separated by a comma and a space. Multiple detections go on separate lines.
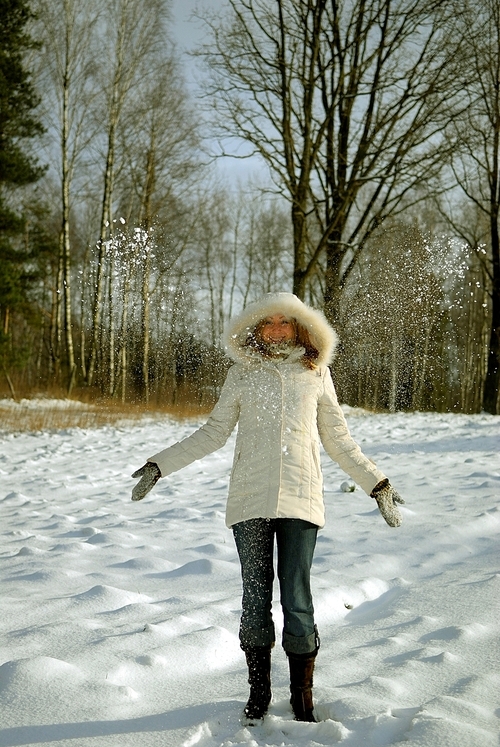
131, 366, 241, 500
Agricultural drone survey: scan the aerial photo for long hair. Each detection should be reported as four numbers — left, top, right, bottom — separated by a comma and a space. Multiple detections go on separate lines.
244, 318, 320, 369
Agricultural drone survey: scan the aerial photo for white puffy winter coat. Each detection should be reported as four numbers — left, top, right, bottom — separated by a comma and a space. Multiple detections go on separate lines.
149, 293, 386, 528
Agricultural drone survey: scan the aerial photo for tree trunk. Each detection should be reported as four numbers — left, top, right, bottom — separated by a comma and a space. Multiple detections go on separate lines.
291, 198, 310, 300
50, 251, 64, 382
483, 209, 500, 413
108, 247, 115, 396
79, 244, 91, 381
61, 72, 76, 394
119, 270, 130, 403
141, 250, 151, 404
2, 365, 17, 401
139, 145, 156, 404
87, 127, 116, 386
388, 336, 399, 413
323, 227, 345, 324
87, 12, 125, 387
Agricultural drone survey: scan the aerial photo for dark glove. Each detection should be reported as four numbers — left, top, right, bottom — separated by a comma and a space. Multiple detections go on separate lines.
131, 462, 161, 501
370, 479, 405, 527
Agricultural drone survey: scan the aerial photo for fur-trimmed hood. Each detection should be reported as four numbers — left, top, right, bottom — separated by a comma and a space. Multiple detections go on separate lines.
223, 292, 339, 367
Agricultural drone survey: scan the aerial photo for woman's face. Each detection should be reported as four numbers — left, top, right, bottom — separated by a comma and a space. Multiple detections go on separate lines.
260, 314, 295, 344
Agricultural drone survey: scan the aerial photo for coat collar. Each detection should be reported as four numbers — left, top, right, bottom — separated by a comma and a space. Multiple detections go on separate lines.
240, 345, 307, 368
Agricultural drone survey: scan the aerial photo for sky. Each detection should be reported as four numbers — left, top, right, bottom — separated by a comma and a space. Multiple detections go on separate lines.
170, 0, 226, 53
169, 0, 270, 187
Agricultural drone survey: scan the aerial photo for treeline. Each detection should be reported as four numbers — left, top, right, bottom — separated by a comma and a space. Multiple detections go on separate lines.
0, 0, 498, 414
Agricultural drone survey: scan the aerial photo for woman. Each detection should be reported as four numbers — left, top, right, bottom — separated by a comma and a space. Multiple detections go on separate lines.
131, 292, 404, 723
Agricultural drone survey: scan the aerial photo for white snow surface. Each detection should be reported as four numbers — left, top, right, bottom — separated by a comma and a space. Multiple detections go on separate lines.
0, 408, 499, 747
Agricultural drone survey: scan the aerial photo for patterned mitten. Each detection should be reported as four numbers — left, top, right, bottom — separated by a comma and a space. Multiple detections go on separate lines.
131, 462, 161, 501
370, 479, 405, 527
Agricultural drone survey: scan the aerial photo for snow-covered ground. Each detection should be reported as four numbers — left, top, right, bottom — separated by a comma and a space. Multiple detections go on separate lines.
0, 406, 499, 747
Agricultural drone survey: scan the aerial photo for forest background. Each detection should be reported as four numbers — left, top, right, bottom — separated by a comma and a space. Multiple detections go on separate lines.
1, 0, 499, 416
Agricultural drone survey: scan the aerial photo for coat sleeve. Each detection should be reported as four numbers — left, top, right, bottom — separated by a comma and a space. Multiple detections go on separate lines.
148, 366, 241, 477
317, 367, 386, 495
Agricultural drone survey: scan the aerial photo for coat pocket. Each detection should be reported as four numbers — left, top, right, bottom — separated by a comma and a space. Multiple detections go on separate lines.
312, 445, 321, 479
230, 448, 245, 490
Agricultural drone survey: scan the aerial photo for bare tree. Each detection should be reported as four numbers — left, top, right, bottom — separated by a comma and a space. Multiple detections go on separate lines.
200, 0, 459, 320
199, 0, 329, 300
314, 0, 457, 319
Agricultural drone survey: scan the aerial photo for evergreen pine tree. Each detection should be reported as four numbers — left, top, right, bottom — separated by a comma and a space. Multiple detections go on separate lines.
0, 0, 45, 385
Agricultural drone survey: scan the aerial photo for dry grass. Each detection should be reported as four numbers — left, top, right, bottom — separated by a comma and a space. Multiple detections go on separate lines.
0, 395, 213, 433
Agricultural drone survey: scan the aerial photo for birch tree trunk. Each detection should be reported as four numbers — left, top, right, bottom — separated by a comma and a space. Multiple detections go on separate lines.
50, 251, 63, 382
36, 0, 100, 389
108, 246, 115, 396
87, 111, 118, 387
61, 59, 76, 392
119, 267, 131, 403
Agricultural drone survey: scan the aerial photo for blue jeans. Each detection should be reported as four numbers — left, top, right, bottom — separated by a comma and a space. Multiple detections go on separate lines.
233, 518, 319, 655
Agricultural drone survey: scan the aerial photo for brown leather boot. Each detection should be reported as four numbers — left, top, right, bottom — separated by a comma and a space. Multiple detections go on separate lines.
243, 646, 272, 721
287, 650, 317, 722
